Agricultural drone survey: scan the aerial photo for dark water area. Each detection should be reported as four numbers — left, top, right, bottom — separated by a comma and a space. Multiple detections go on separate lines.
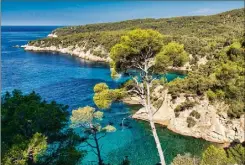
1, 26, 209, 165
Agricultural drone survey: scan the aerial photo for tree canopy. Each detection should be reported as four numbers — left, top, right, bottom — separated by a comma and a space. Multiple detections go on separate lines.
1, 90, 85, 165
70, 106, 116, 165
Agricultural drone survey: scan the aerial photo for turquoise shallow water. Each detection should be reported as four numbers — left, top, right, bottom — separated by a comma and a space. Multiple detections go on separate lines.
1, 26, 209, 165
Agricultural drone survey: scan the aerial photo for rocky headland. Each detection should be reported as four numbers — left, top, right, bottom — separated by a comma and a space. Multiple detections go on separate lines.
23, 44, 109, 63
128, 86, 245, 144
21, 8, 244, 144
22, 42, 244, 144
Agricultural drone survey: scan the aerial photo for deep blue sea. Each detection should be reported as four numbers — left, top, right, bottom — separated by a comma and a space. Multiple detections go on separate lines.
1, 26, 208, 165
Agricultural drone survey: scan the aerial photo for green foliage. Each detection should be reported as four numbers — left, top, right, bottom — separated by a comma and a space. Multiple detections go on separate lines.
190, 110, 201, 119
201, 145, 235, 165
48, 8, 243, 41
215, 89, 225, 99
94, 83, 109, 93
154, 50, 172, 72
3, 144, 28, 165
27, 133, 47, 163
94, 90, 115, 109
121, 79, 136, 90
227, 144, 245, 165
70, 106, 104, 125
1, 90, 84, 165
171, 153, 200, 165
168, 36, 245, 118
168, 71, 216, 96
228, 101, 244, 118
93, 83, 126, 109
186, 117, 196, 128
70, 105, 116, 133
30, 30, 125, 53
110, 28, 164, 74
206, 89, 216, 101
29, 9, 243, 66
157, 42, 189, 67
174, 101, 196, 112
70, 104, 116, 165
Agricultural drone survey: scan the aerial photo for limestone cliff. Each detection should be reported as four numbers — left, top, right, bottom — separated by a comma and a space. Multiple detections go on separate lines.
23, 44, 109, 63
131, 86, 245, 144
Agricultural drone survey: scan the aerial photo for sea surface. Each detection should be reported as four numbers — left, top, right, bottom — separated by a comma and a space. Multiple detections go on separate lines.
1, 26, 209, 165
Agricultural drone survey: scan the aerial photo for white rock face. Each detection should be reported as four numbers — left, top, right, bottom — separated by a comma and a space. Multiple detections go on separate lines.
47, 33, 58, 38
23, 44, 110, 63
132, 88, 245, 144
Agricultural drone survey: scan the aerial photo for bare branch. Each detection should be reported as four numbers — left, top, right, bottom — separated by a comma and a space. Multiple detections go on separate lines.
97, 132, 107, 140
132, 76, 139, 86
85, 141, 96, 149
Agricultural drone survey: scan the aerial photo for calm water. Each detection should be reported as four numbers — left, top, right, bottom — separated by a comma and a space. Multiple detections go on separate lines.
1, 26, 209, 165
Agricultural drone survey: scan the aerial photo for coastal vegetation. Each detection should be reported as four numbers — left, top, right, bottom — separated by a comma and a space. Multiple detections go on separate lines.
18, 7, 245, 165
1, 90, 85, 165
51, 8, 243, 39
171, 144, 245, 165
167, 36, 245, 118
92, 28, 190, 165
28, 8, 243, 61
2, 90, 245, 165
70, 106, 116, 165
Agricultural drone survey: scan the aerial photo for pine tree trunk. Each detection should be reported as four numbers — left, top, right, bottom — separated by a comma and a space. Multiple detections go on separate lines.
94, 132, 103, 165
146, 82, 166, 165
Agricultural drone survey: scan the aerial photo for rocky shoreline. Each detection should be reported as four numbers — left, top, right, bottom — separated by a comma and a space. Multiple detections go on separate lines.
21, 43, 244, 145
23, 44, 109, 63
130, 88, 245, 144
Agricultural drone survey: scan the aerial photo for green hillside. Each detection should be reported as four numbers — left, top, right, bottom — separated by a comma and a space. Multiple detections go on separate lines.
27, 8, 245, 119
28, 8, 244, 60
52, 8, 244, 38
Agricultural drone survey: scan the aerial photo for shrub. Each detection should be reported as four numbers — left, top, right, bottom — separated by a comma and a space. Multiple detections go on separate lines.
171, 153, 200, 165
121, 79, 135, 90
93, 83, 109, 93
174, 105, 182, 112
174, 101, 196, 112
206, 89, 216, 101
228, 101, 244, 118
227, 144, 245, 165
190, 110, 201, 119
201, 145, 235, 165
186, 117, 196, 128
93, 50, 103, 57
215, 89, 225, 99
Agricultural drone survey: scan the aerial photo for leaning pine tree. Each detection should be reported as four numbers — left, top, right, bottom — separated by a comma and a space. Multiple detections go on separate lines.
95, 29, 189, 165
70, 106, 116, 165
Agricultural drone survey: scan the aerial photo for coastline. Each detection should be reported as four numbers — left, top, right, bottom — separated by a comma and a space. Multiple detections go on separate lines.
22, 44, 110, 63
22, 44, 244, 145
128, 89, 245, 145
